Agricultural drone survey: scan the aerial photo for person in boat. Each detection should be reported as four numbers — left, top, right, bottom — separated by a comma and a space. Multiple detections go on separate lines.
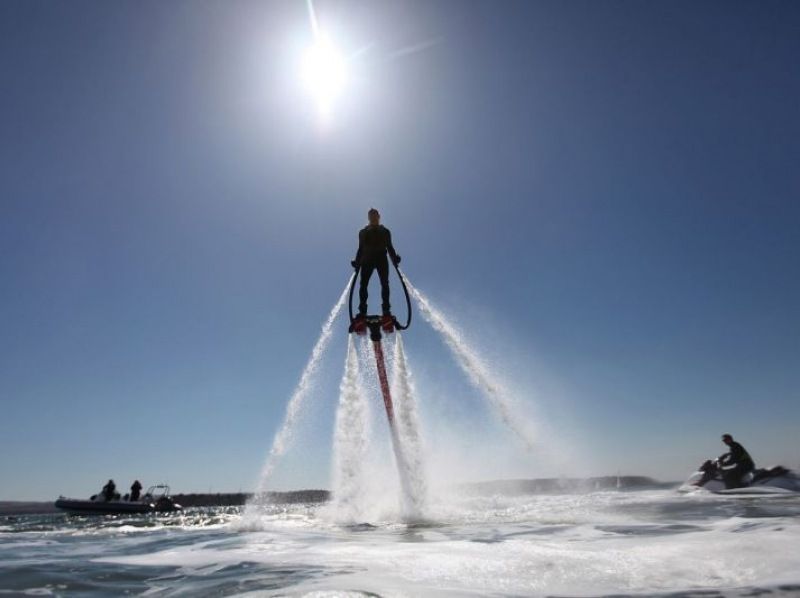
130, 480, 143, 502
718, 433, 755, 489
351, 208, 401, 321
101, 479, 117, 502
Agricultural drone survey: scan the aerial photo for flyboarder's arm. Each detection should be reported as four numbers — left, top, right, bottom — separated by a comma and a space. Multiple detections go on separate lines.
385, 228, 400, 265
353, 229, 365, 266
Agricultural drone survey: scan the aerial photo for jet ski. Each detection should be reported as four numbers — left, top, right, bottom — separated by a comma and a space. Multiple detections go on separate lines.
55, 484, 182, 515
679, 460, 800, 494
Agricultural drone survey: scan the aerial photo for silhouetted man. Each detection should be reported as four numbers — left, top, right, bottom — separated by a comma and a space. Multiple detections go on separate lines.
102, 479, 116, 502
719, 433, 755, 489
351, 208, 401, 318
130, 480, 142, 502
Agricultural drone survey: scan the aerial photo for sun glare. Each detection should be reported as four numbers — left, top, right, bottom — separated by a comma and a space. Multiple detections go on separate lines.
301, 36, 347, 117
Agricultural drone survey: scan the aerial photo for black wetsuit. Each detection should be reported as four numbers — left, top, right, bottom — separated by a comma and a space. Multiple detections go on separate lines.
719, 441, 755, 489
354, 224, 399, 316
130, 481, 142, 502
102, 481, 116, 502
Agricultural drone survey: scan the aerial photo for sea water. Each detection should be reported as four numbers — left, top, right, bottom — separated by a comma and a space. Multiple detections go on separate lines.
3, 489, 800, 596
25, 281, 791, 596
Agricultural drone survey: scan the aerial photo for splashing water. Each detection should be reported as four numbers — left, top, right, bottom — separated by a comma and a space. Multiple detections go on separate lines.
246, 272, 535, 525
343, 334, 421, 520
391, 333, 427, 516
248, 277, 352, 506
405, 279, 537, 450
330, 335, 370, 522
361, 336, 417, 519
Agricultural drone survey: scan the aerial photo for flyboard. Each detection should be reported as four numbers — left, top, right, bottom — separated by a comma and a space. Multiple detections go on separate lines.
347, 260, 415, 504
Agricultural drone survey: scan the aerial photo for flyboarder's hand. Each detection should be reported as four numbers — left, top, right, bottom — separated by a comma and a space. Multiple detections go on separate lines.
393, 255, 401, 266
350, 260, 359, 269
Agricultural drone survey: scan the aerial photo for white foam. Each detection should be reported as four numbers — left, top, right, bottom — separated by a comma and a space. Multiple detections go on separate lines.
95, 491, 800, 596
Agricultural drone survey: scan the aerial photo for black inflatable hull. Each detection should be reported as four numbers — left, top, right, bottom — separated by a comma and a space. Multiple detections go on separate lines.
54, 498, 181, 515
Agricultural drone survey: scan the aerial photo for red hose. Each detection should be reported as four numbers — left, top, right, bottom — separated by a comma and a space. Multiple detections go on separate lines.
372, 340, 395, 425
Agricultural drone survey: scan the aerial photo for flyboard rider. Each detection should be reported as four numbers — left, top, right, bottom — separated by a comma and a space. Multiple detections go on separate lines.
351, 208, 401, 328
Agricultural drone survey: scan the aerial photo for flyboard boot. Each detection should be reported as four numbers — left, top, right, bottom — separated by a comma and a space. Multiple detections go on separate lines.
349, 314, 367, 335
381, 313, 395, 334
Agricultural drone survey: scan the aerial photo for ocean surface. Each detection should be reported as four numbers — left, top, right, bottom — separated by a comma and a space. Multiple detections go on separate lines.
2, 489, 800, 597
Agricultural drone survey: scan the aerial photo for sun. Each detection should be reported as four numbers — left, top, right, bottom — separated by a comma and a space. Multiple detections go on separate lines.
301, 35, 348, 117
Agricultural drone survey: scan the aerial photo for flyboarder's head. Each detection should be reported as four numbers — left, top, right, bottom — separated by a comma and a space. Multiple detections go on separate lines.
722, 434, 733, 445
368, 208, 380, 226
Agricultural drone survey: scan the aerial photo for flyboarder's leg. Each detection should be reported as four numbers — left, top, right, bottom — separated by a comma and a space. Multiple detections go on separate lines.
377, 256, 391, 315
358, 263, 375, 316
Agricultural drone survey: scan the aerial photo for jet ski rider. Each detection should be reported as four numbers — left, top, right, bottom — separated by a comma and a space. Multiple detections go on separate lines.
719, 433, 755, 489
351, 208, 401, 323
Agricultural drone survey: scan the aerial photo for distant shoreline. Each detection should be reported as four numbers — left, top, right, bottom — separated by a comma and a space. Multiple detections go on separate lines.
1, 476, 677, 516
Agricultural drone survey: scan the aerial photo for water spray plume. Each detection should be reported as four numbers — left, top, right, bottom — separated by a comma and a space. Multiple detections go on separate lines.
405, 279, 538, 450
331, 335, 370, 522
306, 0, 319, 38
368, 337, 417, 516
391, 333, 427, 515
250, 276, 352, 503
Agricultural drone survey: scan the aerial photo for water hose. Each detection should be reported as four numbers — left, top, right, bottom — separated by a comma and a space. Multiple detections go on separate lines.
348, 258, 412, 331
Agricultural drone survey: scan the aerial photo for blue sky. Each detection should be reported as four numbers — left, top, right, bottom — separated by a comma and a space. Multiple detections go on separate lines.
1, 0, 799, 500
